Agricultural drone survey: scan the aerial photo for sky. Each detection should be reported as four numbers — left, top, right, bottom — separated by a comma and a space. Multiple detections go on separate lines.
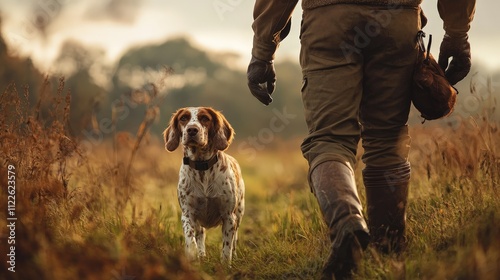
0, 0, 499, 73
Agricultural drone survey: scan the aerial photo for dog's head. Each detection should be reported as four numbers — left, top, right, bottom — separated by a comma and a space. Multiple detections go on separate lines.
163, 107, 234, 152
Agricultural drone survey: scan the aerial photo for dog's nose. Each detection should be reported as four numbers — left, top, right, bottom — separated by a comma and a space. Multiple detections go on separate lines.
187, 127, 198, 137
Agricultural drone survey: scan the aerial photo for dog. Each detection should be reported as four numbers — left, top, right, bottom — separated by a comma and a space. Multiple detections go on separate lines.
163, 107, 244, 264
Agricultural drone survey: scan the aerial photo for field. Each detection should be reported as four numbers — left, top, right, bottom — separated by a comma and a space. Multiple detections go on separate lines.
1, 80, 499, 280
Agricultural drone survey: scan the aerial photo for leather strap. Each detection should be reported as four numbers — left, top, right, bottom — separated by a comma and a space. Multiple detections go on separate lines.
183, 154, 218, 171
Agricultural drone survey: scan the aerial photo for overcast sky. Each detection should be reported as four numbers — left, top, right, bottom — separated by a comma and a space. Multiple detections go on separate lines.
1, 0, 499, 73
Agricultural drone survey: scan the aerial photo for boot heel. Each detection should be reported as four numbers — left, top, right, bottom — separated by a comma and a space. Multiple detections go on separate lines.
321, 230, 369, 280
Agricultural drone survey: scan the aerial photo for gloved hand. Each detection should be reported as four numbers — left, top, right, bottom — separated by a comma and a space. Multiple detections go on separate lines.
438, 34, 471, 85
247, 56, 276, 105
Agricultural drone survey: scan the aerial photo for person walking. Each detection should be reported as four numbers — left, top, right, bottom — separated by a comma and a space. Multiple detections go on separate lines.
247, 0, 475, 279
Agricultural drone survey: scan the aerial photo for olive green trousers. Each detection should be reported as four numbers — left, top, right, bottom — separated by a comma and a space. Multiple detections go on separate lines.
299, 4, 422, 178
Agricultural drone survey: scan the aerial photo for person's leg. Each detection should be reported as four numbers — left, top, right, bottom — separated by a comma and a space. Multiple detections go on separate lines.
363, 163, 410, 253
311, 161, 370, 279
300, 5, 370, 278
359, 5, 421, 254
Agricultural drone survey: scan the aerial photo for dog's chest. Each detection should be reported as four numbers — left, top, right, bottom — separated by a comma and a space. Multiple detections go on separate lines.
179, 165, 236, 228
187, 195, 227, 228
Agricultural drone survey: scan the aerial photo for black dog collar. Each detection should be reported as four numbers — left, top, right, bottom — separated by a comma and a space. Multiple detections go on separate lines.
183, 154, 218, 171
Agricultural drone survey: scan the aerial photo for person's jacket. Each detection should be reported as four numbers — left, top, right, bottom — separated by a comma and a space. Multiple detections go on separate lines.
252, 0, 476, 61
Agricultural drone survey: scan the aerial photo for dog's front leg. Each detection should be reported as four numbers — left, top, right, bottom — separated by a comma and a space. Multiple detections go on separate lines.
233, 196, 244, 260
181, 213, 198, 260
221, 213, 237, 264
195, 226, 206, 258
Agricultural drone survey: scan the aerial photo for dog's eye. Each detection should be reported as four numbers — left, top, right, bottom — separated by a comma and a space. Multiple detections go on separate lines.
180, 115, 189, 122
199, 115, 210, 123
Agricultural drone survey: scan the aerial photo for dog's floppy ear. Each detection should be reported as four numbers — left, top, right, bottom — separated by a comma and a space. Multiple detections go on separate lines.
163, 110, 182, 151
207, 108, 234, 151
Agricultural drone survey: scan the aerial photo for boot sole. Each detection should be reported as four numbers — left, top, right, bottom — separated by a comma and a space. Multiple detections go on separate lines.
322, 230, 370, 280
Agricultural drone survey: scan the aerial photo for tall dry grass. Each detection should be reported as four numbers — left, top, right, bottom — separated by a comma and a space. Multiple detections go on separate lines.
0, 77, 196, 280
0, 76, 499, 279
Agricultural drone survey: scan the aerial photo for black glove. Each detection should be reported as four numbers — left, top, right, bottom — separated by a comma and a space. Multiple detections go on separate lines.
438, 34, 471, 85
247, 56, 276, 105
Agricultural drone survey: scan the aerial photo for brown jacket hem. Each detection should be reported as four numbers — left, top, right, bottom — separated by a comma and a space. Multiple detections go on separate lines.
302, 0, 422, 9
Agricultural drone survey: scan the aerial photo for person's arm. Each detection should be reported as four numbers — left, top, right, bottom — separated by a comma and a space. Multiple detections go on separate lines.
247, 0, 298, 105
438, 0, 476, 36
437, 0, 476, 85
251, 0, 298, 61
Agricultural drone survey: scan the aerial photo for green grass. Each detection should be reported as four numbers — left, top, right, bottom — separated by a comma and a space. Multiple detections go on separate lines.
0, 81, 499, 279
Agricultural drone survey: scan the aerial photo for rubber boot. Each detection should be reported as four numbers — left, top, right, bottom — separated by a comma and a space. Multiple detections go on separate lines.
363, 162, 410, 254
310, 161, 370, 280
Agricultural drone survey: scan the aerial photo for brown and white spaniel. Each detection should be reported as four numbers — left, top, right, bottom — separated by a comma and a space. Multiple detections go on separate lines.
163, 107, 244, 264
